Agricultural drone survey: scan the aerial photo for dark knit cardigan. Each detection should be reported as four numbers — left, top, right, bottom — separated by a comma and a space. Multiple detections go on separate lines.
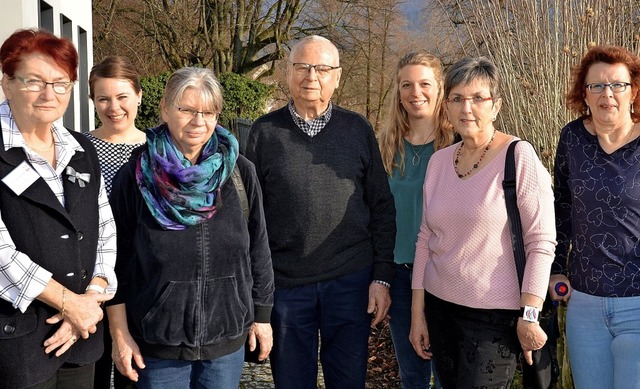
0, 131, 103, 389
245, 105, 396, 288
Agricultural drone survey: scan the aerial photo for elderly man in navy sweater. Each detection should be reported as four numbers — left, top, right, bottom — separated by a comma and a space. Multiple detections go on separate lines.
245, 35, 396, 389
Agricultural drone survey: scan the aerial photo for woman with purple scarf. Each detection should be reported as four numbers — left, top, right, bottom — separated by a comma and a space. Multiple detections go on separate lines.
105, 67, 274, 389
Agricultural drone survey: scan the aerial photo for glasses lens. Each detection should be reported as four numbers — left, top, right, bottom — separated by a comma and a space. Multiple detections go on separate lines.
53, 83, 72, 94
24, 80, 44, 92
202, 112, 217, 121
294, 64, 309, 74
588, 84, 604, 93
611, 83, 628, 92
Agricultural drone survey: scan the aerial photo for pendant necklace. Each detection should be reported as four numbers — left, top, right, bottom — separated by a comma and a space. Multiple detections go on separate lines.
409, 128, 435, 167
454, 129, 496, 178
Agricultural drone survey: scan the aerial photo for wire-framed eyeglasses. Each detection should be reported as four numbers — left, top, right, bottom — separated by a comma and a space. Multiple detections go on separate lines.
175, 106, 219, 122
446, 96, 494, 106
289, 62, 341, 76
586, 82, 631, 94
14, 76, 74, 94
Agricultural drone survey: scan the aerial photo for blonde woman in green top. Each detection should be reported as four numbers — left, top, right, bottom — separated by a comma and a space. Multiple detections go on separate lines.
377, 50, 452, 389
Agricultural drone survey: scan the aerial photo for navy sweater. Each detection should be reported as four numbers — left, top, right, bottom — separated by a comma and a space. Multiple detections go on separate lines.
554, 118, 640, 297
245, 105, 395, 288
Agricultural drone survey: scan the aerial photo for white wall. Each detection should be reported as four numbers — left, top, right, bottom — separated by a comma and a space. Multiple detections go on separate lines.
0, 0, 94, 131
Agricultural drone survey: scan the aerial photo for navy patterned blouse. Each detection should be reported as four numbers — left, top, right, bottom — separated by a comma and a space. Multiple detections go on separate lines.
553, 118, 640, 297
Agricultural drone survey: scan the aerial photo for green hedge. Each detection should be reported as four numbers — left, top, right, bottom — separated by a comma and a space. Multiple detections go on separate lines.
129, 71, 272, 132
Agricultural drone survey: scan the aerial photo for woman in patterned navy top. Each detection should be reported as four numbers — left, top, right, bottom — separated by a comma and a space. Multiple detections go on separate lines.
86, 56, 146, 195
86, 56, 145, 389
551, 45, 640, 388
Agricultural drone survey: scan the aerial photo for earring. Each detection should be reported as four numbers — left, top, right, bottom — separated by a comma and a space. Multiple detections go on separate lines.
492, 116, 497, 122
586, 106, 590, 116
632, 103, 635, 114
138, 101, 142, 106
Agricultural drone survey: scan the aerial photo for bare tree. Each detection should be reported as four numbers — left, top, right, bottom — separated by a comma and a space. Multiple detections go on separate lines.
93, 0, 310, 77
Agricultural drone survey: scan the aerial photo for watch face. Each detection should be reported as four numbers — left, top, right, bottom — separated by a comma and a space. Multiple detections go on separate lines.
523, 306, 539, 322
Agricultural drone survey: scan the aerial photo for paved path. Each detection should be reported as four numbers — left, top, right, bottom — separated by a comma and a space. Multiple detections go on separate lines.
240, 360, 325, 388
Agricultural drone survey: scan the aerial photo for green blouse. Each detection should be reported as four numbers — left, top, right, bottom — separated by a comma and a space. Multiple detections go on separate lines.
388, 139, 435, 264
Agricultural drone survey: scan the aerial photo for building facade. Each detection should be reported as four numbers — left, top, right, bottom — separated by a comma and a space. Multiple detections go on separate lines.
1, 0, 94, 131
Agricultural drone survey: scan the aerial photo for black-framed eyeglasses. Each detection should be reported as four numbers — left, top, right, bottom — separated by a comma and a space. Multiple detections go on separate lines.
14, 76, 74, 94
586, 82, 631, 94
446, 96, 494, 105
289, 62, 341, 76
175, 106, 219, 122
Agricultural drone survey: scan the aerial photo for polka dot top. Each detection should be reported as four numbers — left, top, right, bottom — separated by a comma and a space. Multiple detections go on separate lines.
85, 133, 145, 195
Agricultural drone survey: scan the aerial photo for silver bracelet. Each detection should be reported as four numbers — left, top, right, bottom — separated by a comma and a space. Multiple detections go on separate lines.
373, 280, 390, 288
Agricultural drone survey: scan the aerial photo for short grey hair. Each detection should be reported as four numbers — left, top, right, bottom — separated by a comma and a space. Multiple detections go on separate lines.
288, 35, 340, 65
444, 57, 501, 100
163, 67, 223, 113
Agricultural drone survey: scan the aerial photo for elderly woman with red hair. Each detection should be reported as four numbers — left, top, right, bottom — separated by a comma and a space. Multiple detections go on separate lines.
0, 29, 116, 389
551, 45, 640, 388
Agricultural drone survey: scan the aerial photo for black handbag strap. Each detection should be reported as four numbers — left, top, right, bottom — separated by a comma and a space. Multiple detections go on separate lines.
503, 140, 526, 288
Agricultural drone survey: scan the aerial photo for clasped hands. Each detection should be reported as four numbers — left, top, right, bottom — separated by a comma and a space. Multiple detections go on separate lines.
43, 288, 113, 357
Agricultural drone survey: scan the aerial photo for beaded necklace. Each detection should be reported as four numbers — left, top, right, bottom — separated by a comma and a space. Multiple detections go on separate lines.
454, 129, 496, 178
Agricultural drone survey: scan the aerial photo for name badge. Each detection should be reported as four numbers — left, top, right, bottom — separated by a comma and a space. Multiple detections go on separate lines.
2, 161, 40, 196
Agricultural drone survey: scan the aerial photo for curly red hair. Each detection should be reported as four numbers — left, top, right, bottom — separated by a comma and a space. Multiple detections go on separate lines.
567, 45, 640, 122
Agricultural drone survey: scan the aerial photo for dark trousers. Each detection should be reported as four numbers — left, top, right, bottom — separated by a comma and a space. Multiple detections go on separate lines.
425, 293, 520, 389
270, 266, 372, 389
27, 363, 95, 389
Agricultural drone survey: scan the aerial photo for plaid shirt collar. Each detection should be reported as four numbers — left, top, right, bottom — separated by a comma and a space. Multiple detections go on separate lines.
288, 100, 332, 137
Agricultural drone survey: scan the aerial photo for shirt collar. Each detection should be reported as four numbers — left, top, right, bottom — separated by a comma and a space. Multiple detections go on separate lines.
288, 100, 333, 136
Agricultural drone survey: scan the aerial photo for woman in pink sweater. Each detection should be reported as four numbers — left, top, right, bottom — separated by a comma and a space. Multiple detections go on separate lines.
409, 57, 556, 388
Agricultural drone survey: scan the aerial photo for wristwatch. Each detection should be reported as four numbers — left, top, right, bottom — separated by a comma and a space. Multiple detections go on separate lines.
520, 305, 540, 323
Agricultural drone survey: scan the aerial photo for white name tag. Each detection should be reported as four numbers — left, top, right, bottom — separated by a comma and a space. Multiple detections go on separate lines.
2, 161, 40, 196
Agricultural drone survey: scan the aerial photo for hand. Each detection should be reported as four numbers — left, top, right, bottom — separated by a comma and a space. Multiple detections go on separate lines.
248, 322, 273, 361
43, 319, 81, 357
517, 319, 548, 365
45, 291, 114, 339
409, 312, 433, 360
368, 282, 391, 326
549, 274, 571, 303
112, 328, 145, 382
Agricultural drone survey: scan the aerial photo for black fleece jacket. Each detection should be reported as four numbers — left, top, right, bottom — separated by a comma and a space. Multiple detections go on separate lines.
108, 150, 274, 361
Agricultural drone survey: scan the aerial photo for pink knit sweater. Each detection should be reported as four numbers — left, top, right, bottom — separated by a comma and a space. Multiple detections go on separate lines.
412, 139, 556, 310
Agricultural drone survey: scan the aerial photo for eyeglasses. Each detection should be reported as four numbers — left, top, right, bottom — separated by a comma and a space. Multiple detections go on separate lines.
585, 82, 631, 94
289, 62, 341, 77
446, 96, 494, 105
176, 107, 219, 122
14, 76, 74, 94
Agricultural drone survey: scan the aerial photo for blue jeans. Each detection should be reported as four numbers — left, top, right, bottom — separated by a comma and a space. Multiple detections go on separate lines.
566, 290, 640, 389
270, 266, 372, 389
389, 265, 440, 389
135, 347, 244, 389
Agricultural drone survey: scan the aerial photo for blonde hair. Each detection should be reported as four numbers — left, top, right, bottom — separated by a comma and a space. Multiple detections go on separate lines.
378, 51, 453, 176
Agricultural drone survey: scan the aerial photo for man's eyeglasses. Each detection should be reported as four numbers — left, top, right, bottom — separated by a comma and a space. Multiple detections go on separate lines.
446, 96, 494, 106
586, 82, 631, 94
176, 107, 219, 122
14, 76, 74, 94
289, 62, 341, 77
